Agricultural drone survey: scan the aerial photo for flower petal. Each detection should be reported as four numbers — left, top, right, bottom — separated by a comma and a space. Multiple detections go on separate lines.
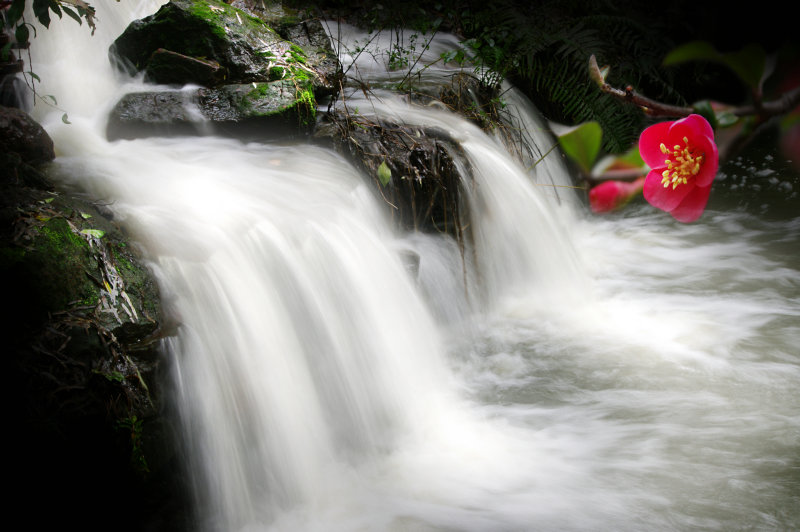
638, 120, 673, 168
693, 134, 719, 187
676, 114, 715, 140
589, 181, 624, 213
669, 184, 712, 223
664, 115, 718, 188
643, 169, 693, 212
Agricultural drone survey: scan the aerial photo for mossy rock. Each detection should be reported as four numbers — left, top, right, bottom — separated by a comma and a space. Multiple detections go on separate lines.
111, 0, 292, 84
201, 79, 316, 122
315, 109, 469, 238
230, 0, 343, 95
107, 79, 317, 141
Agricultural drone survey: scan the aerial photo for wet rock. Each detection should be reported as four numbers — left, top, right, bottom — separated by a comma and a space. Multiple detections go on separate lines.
110, 0, 282, 83
107, 80, 316, 141
230, 0, 342, 95
315, 104, 469, 239
144, 48, 227, 86
107, 0, 339, 141
0, 105, 55, 165
110, 0, 340, 92
106, 91, 207, 140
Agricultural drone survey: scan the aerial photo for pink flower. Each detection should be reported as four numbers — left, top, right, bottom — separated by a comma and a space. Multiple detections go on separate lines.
639, 114, 719, 222
589, 177, 645, 213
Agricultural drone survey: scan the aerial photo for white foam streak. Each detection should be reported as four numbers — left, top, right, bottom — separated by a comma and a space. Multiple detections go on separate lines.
22, 8, 800, 532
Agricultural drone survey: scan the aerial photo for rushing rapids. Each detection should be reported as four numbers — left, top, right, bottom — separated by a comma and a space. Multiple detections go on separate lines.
18, 2, 800, 531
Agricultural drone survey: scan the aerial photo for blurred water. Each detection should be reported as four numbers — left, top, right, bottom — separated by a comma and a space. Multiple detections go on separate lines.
24, 3, 800, 531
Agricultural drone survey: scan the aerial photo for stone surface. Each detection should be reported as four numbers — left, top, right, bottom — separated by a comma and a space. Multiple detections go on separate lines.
0, 104, 55, 164
106, 0, 339, 141
111, 0, 300, 84
144, 48, 228, 86
106, 80, 316, 140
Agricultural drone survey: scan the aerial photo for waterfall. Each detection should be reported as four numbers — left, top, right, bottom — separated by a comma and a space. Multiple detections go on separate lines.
22, 3, 800, 532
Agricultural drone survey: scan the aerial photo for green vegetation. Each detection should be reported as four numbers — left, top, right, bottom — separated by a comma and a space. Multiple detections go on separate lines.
116, 415, 150, 475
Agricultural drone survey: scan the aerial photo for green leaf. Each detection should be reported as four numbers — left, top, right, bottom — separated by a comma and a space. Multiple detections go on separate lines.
61, 6, 83, 25
6, 0, 26, 27
663, 40, 720, 66
613, 145, 645, 169
1, 42, 13, 62
692, 100, 718, 129
557, 121, 603, 173
32, 0, 53, 27
377, 160, 392, 186
722, 43, 766, 91
61, 113, 71, 124
80, 212, 92, 219
14, 23, 29, 46
48, 0, 62, 19
715, 111, 739, 128
80, 229, 105, 238
27, 71, 41, 82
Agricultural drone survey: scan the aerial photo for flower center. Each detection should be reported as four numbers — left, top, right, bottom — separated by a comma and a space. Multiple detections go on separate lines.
660, 137, 703, 189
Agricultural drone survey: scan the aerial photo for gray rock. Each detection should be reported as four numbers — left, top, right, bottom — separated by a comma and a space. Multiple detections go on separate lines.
106, 80, 316, 141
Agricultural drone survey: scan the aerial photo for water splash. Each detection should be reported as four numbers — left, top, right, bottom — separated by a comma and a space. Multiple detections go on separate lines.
23, 4, 800, 532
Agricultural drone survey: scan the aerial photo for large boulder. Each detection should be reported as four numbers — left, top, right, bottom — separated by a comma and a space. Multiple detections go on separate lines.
107, 0, 340, 141
110, 0, 285, 84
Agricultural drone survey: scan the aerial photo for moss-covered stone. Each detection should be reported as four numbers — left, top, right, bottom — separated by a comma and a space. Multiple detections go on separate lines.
107, 79, 317, 141
110, 0, 287, 83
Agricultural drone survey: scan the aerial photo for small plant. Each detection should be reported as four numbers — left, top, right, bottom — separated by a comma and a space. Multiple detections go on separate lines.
116, 415, 149, 475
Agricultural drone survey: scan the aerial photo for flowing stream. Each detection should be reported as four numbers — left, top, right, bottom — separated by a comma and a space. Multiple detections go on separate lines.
23, 3, 800, 531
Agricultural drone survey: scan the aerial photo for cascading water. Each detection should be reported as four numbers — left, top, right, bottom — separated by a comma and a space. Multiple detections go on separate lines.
22, 3, 800, 531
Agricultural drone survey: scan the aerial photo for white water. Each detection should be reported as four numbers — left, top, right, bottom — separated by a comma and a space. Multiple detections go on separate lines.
25, 3, 800, 531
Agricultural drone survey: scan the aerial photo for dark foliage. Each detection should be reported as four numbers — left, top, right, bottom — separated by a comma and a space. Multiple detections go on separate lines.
293, 0, 796, 154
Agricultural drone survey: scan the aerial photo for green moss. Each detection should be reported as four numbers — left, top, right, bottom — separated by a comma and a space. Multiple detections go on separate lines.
295, 84, 316, 124
288, 43, 308, 64
82, 292, 100, 307
188, 0, 273, 38
7, 217, 98, 315
115, 253, 135, 273
269, 65, 286, 80
38, 218, 86, 252
187, 0, 229, 40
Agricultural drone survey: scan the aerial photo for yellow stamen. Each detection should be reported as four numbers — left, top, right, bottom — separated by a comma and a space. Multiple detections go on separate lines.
660, 138, 704, 190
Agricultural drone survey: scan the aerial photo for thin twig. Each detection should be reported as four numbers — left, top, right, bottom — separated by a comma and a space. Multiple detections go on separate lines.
589, 55, 693, 117
589, 54, 800, 121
